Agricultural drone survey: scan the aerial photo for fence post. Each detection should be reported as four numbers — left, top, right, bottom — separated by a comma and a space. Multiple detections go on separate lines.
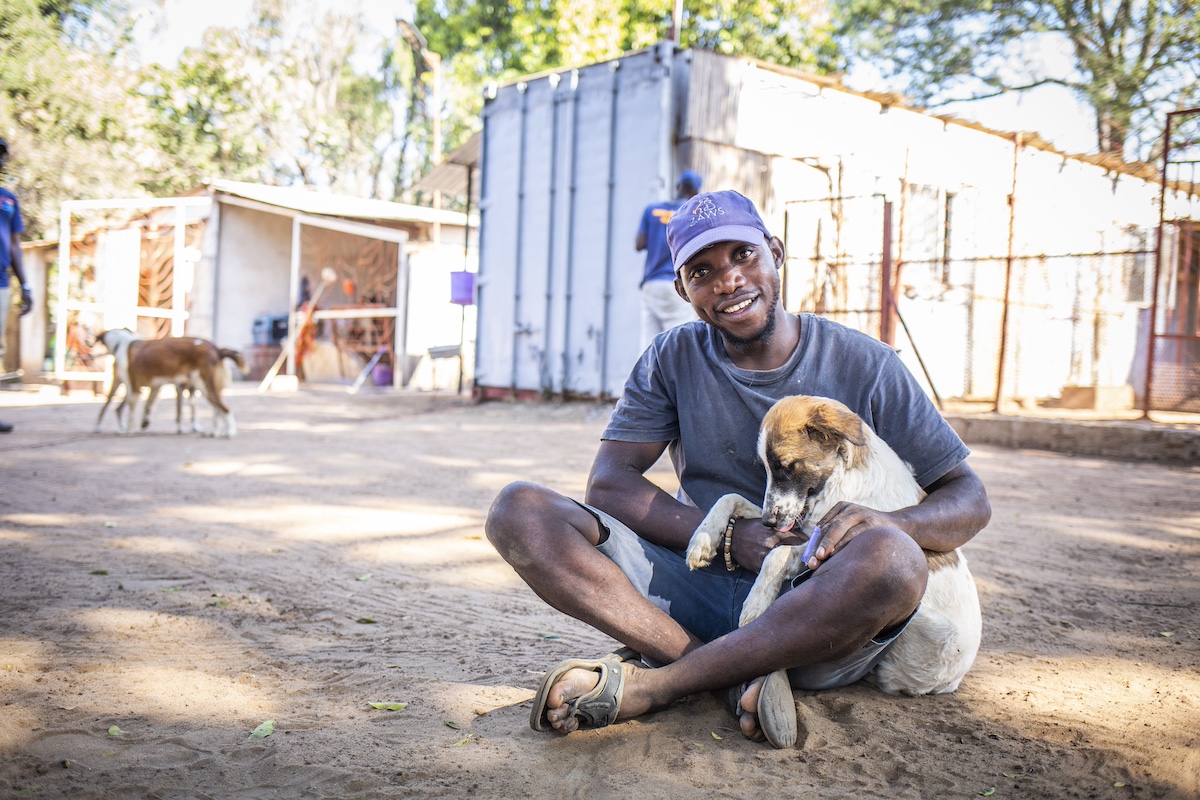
1144, 113, 1175, 418
994, 132, 1022, 411
880, 199, 894, 345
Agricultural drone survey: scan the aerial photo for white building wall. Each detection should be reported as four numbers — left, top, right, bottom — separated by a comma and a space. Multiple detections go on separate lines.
475, 47, 1199, 405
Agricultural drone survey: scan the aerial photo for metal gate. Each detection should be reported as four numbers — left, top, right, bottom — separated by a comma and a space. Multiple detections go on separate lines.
54, 197, 211, 384
1147, 107, 1200, 413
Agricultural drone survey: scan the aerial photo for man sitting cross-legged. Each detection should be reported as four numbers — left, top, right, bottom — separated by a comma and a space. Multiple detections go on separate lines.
485, 190, 991, 746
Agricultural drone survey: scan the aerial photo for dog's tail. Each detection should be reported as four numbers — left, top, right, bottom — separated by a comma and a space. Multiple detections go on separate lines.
219, 348, 248, 376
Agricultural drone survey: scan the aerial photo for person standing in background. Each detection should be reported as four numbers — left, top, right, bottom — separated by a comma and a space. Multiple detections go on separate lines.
0, 137, 33, 433
635, 170, 701, 349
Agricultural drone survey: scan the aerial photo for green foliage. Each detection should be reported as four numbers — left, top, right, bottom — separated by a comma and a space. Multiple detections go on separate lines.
414, 0, 842, 169
835, 0, 1200, 158
0, 0, 410, 233
0, 0, 156, 237
142, 6, 399, 195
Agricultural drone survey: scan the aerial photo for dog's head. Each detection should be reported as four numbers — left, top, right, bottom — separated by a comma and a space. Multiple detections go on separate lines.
95, 328, 142, 354
757, 395, 866, 532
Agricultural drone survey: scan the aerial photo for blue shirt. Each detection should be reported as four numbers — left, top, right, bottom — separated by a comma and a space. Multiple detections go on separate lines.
0, 187, 24, 285
637, 199, 684, 284
603, 314, 969, 513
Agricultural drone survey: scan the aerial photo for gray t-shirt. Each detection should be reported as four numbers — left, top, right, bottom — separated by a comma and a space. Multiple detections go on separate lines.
602, 313, 970, 513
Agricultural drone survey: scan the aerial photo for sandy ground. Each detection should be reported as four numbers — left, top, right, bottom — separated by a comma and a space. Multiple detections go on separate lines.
0, 385, 1197, 800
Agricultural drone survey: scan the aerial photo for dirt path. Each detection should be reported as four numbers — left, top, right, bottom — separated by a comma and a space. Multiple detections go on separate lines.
0, 387, 1196, 799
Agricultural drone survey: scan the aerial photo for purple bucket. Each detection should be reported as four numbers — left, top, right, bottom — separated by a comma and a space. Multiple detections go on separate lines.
371, 364, 393, 386
450, 271, 475, 305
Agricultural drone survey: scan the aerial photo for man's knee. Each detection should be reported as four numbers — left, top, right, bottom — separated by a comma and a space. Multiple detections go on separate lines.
485, 481, 560, 551
853, 526, 928, 612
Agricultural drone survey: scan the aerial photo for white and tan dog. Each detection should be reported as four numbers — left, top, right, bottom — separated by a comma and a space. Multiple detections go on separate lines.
94, 329, 245, 438
686, 395, 982, 696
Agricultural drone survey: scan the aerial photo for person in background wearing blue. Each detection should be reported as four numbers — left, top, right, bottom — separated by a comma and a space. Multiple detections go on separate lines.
0, 137, 33, 433
635, 170, 702, 349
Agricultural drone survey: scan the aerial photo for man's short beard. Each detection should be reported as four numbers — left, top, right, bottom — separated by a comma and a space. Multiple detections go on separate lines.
721, 281, 780, 349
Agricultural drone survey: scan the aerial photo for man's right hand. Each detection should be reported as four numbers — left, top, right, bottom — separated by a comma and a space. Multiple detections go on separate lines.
730, 518, 805, 572
18, 285, 32, 315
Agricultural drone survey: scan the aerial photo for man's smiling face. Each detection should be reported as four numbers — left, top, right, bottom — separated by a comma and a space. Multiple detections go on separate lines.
675, 236, 785, 347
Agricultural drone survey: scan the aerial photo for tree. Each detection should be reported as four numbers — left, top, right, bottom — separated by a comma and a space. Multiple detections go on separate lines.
412, 0, 842, 170
835, 0, 1200, 159
141, 0, 401, 197
0, 0, 157, 237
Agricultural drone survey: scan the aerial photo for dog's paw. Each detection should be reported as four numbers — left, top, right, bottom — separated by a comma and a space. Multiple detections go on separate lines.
685, 533, 719, 570
738, 589, 776, 627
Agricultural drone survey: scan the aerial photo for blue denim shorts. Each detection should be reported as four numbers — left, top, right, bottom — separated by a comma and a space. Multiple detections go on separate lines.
581, 502, 911, 691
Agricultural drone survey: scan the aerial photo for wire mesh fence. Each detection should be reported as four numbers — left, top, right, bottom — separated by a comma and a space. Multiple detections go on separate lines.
780, 188, 1196, 414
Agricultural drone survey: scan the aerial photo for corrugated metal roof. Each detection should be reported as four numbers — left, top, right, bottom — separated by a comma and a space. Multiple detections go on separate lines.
414, 132, 481, 201
209, 180, 476, 226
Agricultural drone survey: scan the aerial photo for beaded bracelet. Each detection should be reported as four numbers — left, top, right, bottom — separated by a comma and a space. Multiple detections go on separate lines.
722, 516, 737, 572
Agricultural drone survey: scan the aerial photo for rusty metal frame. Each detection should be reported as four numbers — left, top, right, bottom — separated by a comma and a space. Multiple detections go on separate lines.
1145, 107, 1200, 417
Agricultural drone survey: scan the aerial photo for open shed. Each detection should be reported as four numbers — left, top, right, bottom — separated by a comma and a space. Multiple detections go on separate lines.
50, 181, 477, 393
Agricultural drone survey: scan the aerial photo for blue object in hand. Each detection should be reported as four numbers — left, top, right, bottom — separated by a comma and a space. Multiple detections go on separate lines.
801, 525, 822, 563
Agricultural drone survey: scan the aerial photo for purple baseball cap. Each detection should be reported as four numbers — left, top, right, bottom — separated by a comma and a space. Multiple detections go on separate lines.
666, 190, 772, 274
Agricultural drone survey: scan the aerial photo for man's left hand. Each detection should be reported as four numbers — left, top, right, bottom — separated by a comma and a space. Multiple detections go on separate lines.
803, 503, 899, 569
18, 285, 32, 315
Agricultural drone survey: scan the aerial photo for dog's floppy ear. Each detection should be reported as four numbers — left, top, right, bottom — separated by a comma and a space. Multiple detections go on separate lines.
805, 401, 867, 449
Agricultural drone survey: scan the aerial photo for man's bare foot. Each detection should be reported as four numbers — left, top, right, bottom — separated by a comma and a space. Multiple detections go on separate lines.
543, 662, 654, 732
735, 676, 768, 742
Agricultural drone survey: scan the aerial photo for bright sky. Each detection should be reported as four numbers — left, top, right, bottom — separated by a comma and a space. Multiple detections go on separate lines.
135, 0, 1098, 155
133, 0, 409, 64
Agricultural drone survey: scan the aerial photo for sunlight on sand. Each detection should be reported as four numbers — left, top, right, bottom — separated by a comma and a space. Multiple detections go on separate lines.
109, 535, 201, 555
250, 420, 363, 434
0, 638, 51, 668
66, 608, 279, 721
1, 513, 92, 528
170, 501, 481, 542
79, 663, 278, 720
1039, 514, 1200, 549
348, 525, 489, 559
433, 681, 534, 718
183, 459, 298, 477
0, 528, 35, 542
969, 655, 1199, 764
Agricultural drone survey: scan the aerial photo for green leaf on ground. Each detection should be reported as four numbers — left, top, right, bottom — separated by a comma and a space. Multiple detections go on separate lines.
536, 632, 561, 640
1160, 631, 1174, 637
356, 574, 372, 581
90, 570, 109, 575
444, 720, 460, 729
452, 733, 475, 746
103, 522, 117, 528
979, 789, 995, 797
711, 731, 724, 740
356, 618, 377, 624
368, 702, 408, 711
162, 587, 181, 593
248, 720, 275, 739
107, 726, 123, 736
